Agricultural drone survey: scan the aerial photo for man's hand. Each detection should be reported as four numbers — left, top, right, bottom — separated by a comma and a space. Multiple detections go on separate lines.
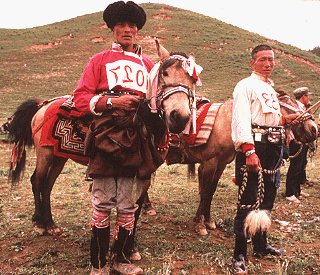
246, 153, 261, 172
112, 95, 140, 111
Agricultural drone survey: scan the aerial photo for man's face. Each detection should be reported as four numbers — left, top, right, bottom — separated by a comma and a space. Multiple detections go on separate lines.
113, 21, 138, 49
250, 50, 275, 78
300, 94, 310, 106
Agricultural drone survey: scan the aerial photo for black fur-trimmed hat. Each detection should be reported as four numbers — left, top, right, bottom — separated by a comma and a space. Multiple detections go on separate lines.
103, 1, 146, 30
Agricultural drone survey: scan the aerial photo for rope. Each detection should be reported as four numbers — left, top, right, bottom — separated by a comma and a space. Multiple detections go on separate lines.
237, 163, 283, 210
288, 143, 303, 159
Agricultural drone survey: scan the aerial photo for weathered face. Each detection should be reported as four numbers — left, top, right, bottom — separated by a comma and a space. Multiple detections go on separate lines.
250, 50, 275, 78
112, 21, 138, 50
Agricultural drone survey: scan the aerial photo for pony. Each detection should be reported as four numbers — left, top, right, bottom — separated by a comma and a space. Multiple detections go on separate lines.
8, 40, 200, 235
174, 91, 318, 236
124, 91, 319, 262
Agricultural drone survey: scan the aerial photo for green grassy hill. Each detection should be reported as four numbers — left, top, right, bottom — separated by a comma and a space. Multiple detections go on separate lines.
1, 3, 320, 119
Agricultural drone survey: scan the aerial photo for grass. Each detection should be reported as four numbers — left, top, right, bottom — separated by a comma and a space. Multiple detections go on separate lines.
0, 146, 320, 274
0, 2, 320, 274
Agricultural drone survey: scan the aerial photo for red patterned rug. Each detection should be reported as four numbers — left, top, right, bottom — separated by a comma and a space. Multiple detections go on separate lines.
38, 98, 89, 163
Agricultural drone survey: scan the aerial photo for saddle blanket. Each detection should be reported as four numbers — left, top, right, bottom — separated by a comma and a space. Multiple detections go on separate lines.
37, 97, 89, 163
170, 102, 222, 147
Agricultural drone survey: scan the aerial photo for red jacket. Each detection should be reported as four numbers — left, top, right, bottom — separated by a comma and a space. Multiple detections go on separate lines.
73, 43, 154, 116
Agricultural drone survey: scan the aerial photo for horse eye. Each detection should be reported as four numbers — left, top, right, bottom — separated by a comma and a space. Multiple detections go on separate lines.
162, 70, 169, 77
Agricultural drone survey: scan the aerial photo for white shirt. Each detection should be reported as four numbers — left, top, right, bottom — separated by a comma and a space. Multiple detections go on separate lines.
232, 72, 281, 151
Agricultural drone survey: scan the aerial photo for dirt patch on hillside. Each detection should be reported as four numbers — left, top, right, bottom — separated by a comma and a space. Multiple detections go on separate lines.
274, 49, 320, 74
29, 34, 74, 51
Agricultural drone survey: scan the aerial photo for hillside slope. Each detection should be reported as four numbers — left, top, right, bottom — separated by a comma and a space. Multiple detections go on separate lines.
0, 3, 320, 118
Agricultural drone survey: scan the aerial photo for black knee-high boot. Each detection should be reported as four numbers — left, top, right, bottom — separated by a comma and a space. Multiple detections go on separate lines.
253, 231, 284, 257
233, 235, 248, 274
111, 226, 131, 265
90, 227, 99, 269
252, 231, 265, 254
234, 235, 247, 259
90, 226, 110, 268
111, 226, 143, 274
125, 192, 145, 259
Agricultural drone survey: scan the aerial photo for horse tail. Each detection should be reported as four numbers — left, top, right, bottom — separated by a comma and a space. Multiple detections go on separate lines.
8, 99, 41, 184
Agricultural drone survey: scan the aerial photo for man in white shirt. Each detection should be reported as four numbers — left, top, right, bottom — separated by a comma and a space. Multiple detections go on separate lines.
231, 44, 298, 274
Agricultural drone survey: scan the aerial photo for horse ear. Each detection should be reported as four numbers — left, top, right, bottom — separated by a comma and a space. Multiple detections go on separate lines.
155, 38, 169, 61
189, 52, 195, 61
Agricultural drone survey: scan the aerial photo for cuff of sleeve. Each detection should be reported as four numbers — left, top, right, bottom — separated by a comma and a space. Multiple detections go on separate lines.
90, 95, 103, 116
241, 143, 255, 153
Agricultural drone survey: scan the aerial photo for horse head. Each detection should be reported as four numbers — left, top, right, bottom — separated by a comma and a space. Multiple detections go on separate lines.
278, 93, 318, 143
147, 39, 203, 134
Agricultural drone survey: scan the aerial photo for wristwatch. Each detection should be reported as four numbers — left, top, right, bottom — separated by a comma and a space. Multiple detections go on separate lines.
106, 97, 113, 110
245, 149, 255, 157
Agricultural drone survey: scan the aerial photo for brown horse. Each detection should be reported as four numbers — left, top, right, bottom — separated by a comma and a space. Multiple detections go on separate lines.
170, 92, 318, 236
125, 91, 319, 262
116, 89, 318, 264
8, 40, 199, 235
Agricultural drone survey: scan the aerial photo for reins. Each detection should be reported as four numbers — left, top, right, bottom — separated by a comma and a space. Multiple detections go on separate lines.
288, 143, 303, 159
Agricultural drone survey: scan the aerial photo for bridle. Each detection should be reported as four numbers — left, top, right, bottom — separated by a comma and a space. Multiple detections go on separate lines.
156, 82, 194, 111
154, 55, 195, 112
278, 95, 313, 159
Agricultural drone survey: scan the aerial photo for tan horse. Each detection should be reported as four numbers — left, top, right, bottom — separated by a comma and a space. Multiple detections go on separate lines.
8, 40, 199, 235
125, 91, 318, 263
179, 92, 318, 236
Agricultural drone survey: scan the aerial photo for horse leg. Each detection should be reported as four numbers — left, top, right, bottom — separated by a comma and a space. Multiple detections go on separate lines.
30, 149, 54, 235
142, 191, 156, 216
194, 158, 226, 235
42, 156, 67, 235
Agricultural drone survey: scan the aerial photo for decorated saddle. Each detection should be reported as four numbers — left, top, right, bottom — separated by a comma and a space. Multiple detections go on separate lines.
169, 98, 222, 147
36, 96, 167, 177
36, 96, 91, 163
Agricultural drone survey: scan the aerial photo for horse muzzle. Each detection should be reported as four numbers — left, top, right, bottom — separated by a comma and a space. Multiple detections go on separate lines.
167, 110, 190, 134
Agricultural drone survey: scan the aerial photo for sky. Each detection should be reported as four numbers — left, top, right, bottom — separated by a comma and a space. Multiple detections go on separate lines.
0, 0, 319, 51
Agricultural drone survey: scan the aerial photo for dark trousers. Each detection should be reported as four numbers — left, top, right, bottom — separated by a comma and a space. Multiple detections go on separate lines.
285, 141, 308, 197
233, 141, 282, 258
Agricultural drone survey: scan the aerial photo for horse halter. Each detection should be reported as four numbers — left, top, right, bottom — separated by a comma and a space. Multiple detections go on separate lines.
156, 82, 194, 110
155, 55, 196, 111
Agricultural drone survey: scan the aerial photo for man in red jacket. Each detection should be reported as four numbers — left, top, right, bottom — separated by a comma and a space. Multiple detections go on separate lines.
72, 2, 154, 274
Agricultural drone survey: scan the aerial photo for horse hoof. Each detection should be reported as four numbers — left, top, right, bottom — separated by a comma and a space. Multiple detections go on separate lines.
47, 226, 62, 235
130, 250, 142, 261
194, 215, 208, 235
205, 220, 216, 230
33, 225, 46, 235
146, 208, 157, 216
195, 226, 208, 236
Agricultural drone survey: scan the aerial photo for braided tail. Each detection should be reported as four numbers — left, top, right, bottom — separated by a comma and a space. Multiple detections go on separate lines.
8, 99, 41, 185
